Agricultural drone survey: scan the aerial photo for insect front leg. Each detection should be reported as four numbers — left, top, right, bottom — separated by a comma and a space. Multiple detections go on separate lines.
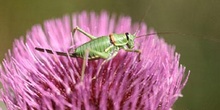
124, 49, 142, 61
72, 26, 97, 40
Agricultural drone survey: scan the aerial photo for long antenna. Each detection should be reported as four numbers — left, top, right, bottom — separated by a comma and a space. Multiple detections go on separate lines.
134, 0, 154, 36
136, 32, 180, 38
136, 32, 220, 43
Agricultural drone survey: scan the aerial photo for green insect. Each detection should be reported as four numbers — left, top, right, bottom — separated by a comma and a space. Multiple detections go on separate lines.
35, 26, 142, 62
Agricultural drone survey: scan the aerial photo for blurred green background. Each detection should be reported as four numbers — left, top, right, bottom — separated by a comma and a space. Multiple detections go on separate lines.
0, 0, 220, 109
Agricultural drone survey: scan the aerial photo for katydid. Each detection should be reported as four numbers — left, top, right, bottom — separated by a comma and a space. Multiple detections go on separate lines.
35, 26, 142, 62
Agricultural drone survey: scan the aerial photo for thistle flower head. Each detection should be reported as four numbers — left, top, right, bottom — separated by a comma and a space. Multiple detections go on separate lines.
0, 11, 189, 110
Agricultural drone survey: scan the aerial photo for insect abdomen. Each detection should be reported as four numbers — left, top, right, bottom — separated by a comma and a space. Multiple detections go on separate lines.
73, 36, 113, 59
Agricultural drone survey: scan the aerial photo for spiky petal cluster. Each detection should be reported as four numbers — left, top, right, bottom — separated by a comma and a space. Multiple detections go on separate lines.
0, 11, 189, 110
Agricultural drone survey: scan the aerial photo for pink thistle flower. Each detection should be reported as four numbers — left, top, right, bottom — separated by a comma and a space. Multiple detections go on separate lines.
0, 11, 189, 110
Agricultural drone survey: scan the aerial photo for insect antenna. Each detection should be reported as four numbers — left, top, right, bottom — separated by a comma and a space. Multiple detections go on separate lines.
133, 0, 154, 36
137, 32, 220, 43
136, 32, 177, 38
35, 47, 69, 56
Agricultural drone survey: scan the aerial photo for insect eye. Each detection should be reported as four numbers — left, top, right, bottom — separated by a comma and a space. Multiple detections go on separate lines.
125, 32, 129, 40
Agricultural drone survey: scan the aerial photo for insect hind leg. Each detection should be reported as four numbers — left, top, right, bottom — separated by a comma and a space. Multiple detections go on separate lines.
80, 49, 90, 81
89, 49, 110, 59
90, 49, 119, 80
80, 49, 109, 81
69, 26, 97, 53
72, 26, 97, 40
